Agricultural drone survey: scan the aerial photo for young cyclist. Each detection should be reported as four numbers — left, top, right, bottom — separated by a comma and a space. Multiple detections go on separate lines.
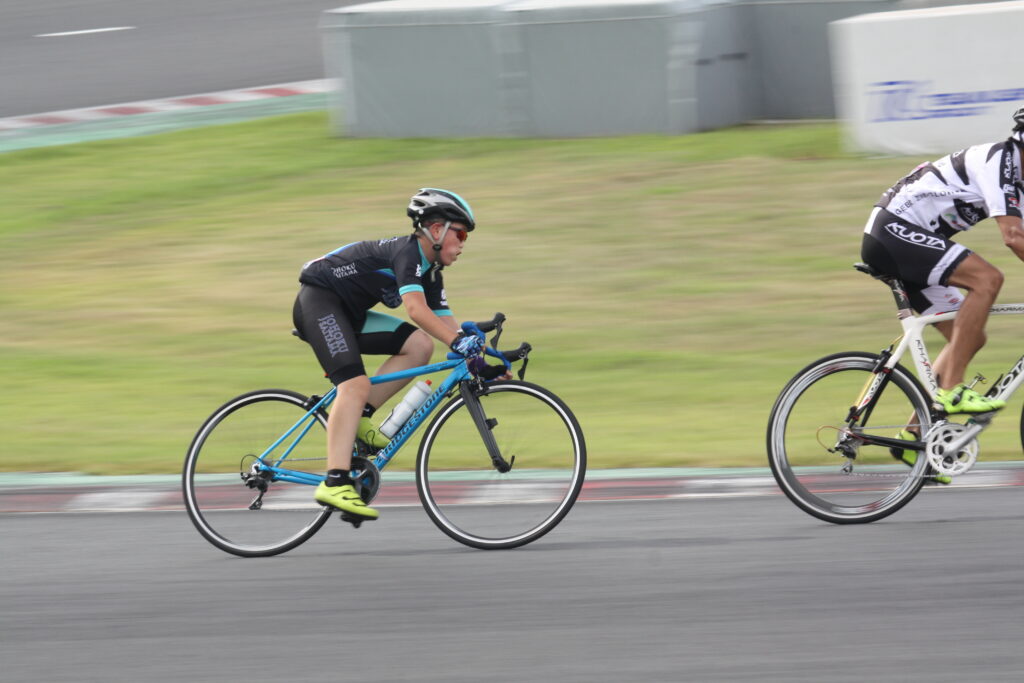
292, 188, 485, 520
861, 108, 1024, 416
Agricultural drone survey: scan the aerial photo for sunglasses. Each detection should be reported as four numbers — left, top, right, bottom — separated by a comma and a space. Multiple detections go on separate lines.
450, 228, 469, 243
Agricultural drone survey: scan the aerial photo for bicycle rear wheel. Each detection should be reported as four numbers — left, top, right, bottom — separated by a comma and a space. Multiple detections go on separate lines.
416, 380, 586, 549
183, 389, 330, 557
767, 352, 932, 524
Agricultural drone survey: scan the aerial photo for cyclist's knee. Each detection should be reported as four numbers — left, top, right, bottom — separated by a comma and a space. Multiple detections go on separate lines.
336, 373, 371, 399
403, 329, 434, 363
954, 257, 1003, 299
971, 273, 1003, 302
989, 268, 1005, 295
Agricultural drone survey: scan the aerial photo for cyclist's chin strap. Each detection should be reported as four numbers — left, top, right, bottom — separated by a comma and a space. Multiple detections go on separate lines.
418, 219, 451, 282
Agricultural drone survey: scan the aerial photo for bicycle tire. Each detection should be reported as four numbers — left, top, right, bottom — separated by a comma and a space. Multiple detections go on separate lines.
416, 380, 586, 549
1017, 403, 1024, 456
182, 389, 332, 557
767, 352, 932, 524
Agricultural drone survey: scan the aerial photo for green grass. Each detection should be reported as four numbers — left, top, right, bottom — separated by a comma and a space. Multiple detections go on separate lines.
5, 112, 1024, 474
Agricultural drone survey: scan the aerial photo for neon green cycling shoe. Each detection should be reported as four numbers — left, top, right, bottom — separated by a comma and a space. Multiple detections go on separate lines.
933, 385, 1005, 414
314, 483, 379, 519
890, 428, 919, 467
890, 428, 952, 485
357, 417, 390, 450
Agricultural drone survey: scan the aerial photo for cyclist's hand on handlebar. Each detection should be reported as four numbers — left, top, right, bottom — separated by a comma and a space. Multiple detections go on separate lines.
468, 356, 512, 380
450, 330, 484, 357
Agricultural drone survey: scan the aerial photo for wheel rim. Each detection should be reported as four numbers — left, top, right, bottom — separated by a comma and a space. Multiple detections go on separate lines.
183, 392, 330, 556
417, 383, 585, 548
769, 356, 930, 521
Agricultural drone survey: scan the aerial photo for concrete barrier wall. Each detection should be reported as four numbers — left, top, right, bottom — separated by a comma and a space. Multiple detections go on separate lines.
831, 0, 1024, 154
321, 0, 512, 137
321, 0, 996, 138
323, 0, 704, 137
505, 0, 703, 136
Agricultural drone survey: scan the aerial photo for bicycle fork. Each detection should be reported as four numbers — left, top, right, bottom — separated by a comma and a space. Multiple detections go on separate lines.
458, 381, 514, 473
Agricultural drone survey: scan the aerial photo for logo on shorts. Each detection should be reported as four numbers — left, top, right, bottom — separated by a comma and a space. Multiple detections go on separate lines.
332, 264, 357, 279
317, 314, 349, 356
883, 223, 945, 250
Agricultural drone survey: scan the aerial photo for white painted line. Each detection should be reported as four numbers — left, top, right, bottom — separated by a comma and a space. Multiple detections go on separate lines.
35, 27, 136, 38
66, 491, 168, 511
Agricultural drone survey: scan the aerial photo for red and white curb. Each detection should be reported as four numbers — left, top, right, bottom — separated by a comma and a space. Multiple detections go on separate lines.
3, 469, 1023, 514
0, 79, 332, 132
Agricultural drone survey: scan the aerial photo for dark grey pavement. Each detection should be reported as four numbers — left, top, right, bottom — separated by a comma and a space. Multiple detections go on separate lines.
0, 0, 355, 117
3, 488, 1023, 682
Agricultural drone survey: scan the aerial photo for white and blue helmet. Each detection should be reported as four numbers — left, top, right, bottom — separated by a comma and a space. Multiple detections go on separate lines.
407, 188, 476, 231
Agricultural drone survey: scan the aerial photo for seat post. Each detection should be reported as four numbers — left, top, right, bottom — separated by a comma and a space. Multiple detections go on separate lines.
853, 262, 914, 319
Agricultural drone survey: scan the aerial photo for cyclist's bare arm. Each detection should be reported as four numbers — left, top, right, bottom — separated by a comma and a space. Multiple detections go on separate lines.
402, 290, 460, 346
996, 215, 1024, 261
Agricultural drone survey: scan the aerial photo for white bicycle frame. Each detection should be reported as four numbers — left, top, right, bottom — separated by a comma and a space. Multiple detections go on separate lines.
872, 302, 1024, 455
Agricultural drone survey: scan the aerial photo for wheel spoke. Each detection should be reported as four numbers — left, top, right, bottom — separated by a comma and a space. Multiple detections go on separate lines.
768, 353, 931, 524
183, 390, 331, 557
417, 381, 585, 549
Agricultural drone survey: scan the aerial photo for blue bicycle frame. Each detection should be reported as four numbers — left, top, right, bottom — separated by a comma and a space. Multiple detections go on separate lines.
250, 322, 514, 487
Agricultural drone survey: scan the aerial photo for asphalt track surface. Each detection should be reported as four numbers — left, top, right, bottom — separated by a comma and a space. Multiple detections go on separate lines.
5, 6, 1024, 680
0, 0, 355, 117
4, 488, 1023, 682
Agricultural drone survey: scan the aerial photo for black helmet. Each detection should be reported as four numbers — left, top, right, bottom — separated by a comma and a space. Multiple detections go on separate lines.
1013, 107, 1024, 134
407, 188, 475, 231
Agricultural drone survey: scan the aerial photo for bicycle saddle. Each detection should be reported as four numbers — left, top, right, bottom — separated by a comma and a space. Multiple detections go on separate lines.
854, 262, 887, 279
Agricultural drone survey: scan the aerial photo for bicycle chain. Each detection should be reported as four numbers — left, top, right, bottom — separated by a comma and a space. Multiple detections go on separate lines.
816, 423, 970, 479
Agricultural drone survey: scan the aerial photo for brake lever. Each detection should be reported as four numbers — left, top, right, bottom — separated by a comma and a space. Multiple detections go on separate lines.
490, 321, 503, 350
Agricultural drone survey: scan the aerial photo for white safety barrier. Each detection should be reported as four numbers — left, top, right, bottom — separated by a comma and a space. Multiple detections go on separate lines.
831, 0, 1024, 155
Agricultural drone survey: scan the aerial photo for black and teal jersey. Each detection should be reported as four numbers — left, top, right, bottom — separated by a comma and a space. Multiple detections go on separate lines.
299, 235, 451, 318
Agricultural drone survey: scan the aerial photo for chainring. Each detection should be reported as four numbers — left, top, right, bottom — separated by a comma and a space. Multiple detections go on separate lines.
350, 455, 381, 504
924, 422, 978, 476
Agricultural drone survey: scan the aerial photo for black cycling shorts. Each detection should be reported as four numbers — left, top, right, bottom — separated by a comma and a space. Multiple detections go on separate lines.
861, 207, 971, 314
292, 284, 416, 385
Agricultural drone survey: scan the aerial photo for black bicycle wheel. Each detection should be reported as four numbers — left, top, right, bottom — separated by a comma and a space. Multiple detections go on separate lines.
416, 380, 586, 549
767, 352, 932, 524
1018, 402, 1024, 456
182, 389, 331, 557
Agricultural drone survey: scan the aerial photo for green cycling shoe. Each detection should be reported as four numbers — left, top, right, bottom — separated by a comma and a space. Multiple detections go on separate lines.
933, 385, 1005, 414
314, 482, 379, 519
890, 428, 951, 485
357, 416, 390, 450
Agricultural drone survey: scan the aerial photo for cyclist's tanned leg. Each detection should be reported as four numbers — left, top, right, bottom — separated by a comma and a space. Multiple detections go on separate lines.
368, 330, 433, 409
328, 375, 371, 470
933, 253, 1004, 389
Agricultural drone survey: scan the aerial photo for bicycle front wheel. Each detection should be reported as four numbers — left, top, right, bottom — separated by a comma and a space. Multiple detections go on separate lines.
416, 380, 586, 549
183, 389, 331, 557
767, 352, 932, 524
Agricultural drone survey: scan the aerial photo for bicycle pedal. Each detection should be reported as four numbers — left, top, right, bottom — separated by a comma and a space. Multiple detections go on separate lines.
339, 512, 376, 528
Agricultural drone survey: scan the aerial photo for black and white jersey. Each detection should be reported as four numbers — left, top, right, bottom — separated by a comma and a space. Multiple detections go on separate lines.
876, 139, 1023, 234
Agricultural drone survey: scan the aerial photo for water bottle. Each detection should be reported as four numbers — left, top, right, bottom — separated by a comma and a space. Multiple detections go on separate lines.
378, 380, 433, 438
